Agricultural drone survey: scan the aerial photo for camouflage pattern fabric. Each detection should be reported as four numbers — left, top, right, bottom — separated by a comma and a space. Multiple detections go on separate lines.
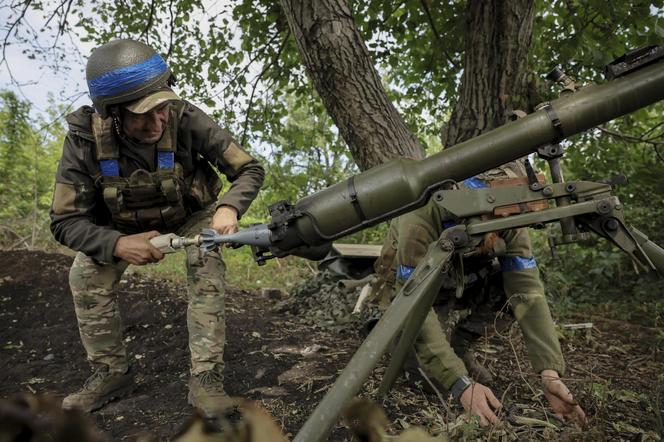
69, 253, 130, 373
69, 208, 226, 375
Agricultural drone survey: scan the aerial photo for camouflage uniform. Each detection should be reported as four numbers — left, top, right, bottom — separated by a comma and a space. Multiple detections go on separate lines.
51, 102, 264, 378
374, 161, 565, 391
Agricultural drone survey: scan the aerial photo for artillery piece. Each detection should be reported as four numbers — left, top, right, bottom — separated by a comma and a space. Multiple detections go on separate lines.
153, 46, 664, 441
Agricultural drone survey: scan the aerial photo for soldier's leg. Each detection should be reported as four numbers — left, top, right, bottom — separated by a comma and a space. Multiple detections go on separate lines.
64, 252, 134, 411
179, 210, 229, 413
185, 243, 226, 375
69, 251, 129, 371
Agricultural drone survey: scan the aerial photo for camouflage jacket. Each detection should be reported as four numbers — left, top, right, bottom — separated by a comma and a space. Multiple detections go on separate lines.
50, 101, 265, 264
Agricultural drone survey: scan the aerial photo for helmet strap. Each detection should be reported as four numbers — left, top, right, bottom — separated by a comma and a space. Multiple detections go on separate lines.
113, 116, 122, 136
109, 106, 122, 135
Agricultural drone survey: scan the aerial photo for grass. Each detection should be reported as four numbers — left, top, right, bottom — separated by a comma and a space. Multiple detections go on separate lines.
131, 246, 316, 292
37, 226, 318, 293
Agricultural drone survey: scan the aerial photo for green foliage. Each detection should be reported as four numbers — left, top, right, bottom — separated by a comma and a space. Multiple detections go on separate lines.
0, 92, 34, 219
3, 1, 664, 320
532, 101, 664, 326
537, 235, 664, 326
350, 0, 466, 141
7, 0, 663, 146
532, 0, 664, 82
0, 91, 65, 247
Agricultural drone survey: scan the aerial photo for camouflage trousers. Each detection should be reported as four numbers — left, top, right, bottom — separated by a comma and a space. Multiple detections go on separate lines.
68, 209, 226, 375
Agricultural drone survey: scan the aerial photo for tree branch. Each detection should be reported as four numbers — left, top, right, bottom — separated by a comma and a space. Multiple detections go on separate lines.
598, 125, 664, 162
139, 0, 157, 42
53, 0, 75, 48
641, 121, 664, 139
2, 0, 32, 66
166, 0, 176, 59
598, 126, 664, 146
42, 0, 67, 29
211, 31, 282, 100
379, 1, 407, 25
419, 0, 460, 69
240, 31, 291, 146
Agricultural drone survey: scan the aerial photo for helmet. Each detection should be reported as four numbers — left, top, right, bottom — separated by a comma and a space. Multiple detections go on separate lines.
86, 39, 174, 119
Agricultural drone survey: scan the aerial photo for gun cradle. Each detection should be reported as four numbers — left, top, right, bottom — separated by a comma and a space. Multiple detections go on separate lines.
435, 180, 661, 273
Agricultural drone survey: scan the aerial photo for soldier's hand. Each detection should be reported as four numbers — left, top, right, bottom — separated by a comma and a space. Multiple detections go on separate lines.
541, 369, 586, 424
114, 230, 164, 265
211, 206, 239, 246
459, 382, 502, 426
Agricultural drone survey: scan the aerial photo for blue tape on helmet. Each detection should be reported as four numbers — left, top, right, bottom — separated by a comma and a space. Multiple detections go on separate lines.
100, 159, 119, 177
396, 265, 416, 282
463, 176, 488, 189
500, 256, 538, 272
88, 54, 168, 99
157, 151, 174, 169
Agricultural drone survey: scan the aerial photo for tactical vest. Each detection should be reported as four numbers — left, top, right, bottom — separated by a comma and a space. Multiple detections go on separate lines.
91, 109, 188, 233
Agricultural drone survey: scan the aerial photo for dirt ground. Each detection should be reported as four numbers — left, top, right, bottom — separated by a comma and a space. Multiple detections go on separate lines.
1, 250, 663, 441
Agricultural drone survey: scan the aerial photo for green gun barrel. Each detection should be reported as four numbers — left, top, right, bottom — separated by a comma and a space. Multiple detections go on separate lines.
268, 57, 664, 256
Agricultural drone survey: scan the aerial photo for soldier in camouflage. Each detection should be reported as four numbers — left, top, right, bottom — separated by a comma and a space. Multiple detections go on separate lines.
50, 40, 265, 415
373, 161, 586, 426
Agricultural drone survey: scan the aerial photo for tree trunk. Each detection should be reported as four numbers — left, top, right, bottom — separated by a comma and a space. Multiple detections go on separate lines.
442, 0, 536, 147
280, 0, 425, 170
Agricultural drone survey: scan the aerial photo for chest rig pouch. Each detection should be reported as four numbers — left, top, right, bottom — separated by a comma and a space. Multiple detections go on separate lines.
92, 109, 188, 234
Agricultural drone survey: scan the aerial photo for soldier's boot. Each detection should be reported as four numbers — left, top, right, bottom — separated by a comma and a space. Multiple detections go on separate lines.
462, 352, 493, 385
62, 366, 136, 412
188, 369, 233, 417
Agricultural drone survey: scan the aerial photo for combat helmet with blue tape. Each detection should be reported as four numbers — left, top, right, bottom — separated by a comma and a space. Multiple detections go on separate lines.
86, 39, 176, 119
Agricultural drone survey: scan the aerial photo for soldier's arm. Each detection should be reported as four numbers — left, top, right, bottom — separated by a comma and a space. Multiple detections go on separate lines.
500, 229, 586, 422
50, 134, 124, 264
394, 201, 469, 390
499, 228, 565, 375
177, 102, 265, 218
394, 200, 447, 276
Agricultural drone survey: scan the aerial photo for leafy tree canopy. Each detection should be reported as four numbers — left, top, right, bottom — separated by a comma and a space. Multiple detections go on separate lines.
5, 1, 662, 150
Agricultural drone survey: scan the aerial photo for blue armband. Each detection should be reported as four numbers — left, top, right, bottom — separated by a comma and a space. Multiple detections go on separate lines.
396, 265, 416, 282
463, 176, 488, 189
500, 256, 538, 272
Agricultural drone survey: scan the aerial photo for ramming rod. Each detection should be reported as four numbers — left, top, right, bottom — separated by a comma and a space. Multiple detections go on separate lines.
263, 58, 664, 259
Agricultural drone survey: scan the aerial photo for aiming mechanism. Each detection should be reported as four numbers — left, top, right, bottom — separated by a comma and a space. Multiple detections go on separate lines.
152, 46, 664, 441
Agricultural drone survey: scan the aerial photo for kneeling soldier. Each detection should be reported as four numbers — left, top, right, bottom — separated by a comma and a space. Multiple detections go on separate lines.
373, 161, 586, 426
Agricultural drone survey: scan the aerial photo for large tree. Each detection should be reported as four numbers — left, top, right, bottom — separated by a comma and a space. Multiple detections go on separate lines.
442, 0, 536, 146
280, 0, 424, 170
278, 0, 537, 165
